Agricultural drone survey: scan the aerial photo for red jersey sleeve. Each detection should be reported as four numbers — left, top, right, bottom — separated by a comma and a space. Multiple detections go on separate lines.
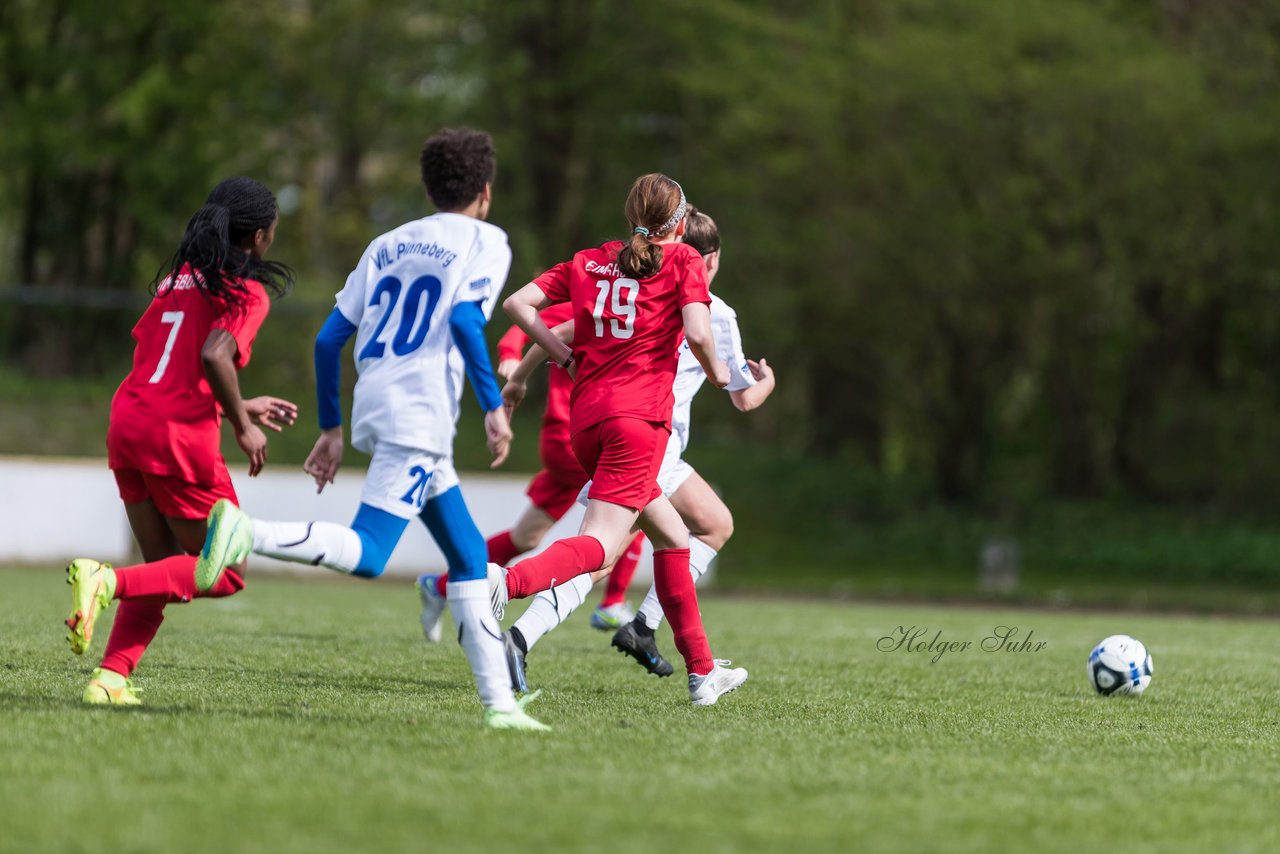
213, 281, 271, 368
496, 324, 529, 362
497, 301, 575, 361
533, 261, 572, 303
672, 245, 711, 308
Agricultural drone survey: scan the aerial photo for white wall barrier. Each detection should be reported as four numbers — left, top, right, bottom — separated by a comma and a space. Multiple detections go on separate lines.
0, 456, 654, 585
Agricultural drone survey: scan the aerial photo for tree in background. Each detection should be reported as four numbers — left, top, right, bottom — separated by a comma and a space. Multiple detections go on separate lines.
3, 0, 1280, 512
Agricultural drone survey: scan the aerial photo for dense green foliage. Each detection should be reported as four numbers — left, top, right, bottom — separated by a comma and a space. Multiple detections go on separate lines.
3, 0, 1280, 515
2, 567, 1277, 853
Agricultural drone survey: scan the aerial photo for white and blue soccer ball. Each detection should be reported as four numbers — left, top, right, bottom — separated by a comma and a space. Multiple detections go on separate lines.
1087, 634, 1153, 696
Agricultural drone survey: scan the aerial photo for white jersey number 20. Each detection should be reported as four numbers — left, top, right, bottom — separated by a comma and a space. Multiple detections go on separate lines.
591, 278, 639, 340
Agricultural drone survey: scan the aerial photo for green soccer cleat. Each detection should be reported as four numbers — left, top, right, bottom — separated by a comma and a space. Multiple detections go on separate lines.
82, 667, 141, 706
589, 601, 636, 631
196, 499, 253, 592
483, 688, 551, 732
65, 559, 117, 656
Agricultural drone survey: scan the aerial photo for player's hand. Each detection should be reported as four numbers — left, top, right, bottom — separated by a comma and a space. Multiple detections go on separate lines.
747, 358, 773, 383
235, 423, 269, 477
708, 359, 731, 389
245, 396, 299, 432
496, 359, 521, 383
303, 427, 344, 493
501, 378, 527, 415
484, 407, 513, 469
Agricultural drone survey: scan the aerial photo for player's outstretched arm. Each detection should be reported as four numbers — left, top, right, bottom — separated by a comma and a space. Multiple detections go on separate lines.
244, 396, 299, 431
305, 307, 357, 492
504, 283, 569, 367
681, 303, 730, 389
202, 328, 269, 476
731, 358, 776, 412
502, 320, 575, 414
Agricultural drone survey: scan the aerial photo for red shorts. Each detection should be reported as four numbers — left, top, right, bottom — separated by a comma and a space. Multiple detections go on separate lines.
112, 464, 238, 520
527, 462, 590, 523
571, 417, 670, 511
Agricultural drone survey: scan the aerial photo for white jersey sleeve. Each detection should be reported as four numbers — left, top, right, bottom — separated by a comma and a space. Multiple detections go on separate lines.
668, 294, 756, 453
454, 231, 512, 319
712, 299, 757, 394
443, 223, 513, 427
333, 240, 380, 325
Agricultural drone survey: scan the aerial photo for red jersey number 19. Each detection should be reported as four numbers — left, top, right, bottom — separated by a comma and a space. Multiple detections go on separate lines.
148, 310, 186, 384
591, 278, 639, 340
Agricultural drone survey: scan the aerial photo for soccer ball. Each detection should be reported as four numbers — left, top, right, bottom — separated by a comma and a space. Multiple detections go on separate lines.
1087, 634, 1153, 696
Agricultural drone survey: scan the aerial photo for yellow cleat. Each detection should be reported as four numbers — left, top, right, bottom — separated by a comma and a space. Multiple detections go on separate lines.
82, 667, 141, 706
195, 499, 253, 592
65, 559, 117, 656
483, 688, 551, 732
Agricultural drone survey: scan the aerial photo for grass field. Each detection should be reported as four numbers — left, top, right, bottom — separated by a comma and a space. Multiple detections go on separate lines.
1, 566, 1276, 854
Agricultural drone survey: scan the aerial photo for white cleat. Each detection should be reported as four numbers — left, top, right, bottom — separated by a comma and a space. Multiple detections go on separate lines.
415, 574, 448, 643
688, 660, 748, 706
487, 563, 509, 621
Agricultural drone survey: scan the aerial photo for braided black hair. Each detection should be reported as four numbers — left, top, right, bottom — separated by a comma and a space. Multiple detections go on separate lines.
153, 176, 294, 302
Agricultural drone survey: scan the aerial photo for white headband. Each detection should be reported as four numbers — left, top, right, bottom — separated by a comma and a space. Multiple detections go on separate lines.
649, 183, 687, 237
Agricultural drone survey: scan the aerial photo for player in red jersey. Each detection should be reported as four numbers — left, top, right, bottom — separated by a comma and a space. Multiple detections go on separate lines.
495, 173, 748, 706
414, 299, 643, 650
61, 177, 296, 705
487, 303, 644, 627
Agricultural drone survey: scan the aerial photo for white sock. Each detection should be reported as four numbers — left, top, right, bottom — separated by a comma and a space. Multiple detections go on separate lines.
251, 519, 363, 574
638, 537, 718, 630
512, 573, 593, 652
448, 580, 516, 713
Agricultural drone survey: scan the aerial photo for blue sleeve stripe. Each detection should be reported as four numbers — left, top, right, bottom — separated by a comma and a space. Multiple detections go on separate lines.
449, 300, 503, 412
315, 307, 357, 430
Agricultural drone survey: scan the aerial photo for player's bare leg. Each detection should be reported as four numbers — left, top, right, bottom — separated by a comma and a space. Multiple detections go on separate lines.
506, 531, 629, 662
509, 504, 558, 555
592, 532, 642, 630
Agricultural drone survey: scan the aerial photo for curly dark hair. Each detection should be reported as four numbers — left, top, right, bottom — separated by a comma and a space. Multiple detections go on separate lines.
419, 128, 497, 211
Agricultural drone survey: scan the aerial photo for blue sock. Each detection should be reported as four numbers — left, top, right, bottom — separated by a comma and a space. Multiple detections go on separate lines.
419, 486, 487, 581
349, 503, 409, 578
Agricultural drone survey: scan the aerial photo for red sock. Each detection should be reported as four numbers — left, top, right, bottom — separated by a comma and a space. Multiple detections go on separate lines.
99, 598, 167, 677
653, 548, 713, 676
601, 532, 644, 607
505, 536, 604, 599
114, 555, 245, 603
100, 561, 244, 676
486, 530, 522, 566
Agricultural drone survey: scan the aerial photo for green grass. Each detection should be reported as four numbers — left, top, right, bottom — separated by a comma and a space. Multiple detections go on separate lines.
1, 566, 1276, 853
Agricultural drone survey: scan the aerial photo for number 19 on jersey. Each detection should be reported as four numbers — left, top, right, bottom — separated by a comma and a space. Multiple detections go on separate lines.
592, 278, 638, 340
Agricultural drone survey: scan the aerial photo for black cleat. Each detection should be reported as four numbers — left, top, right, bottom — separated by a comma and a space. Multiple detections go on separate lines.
503, 629, 529, 693
611, 619, 674, 677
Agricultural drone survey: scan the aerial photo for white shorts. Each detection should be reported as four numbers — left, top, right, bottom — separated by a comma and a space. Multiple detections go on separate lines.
576, 432, 695, 508
361, 443, 452, 519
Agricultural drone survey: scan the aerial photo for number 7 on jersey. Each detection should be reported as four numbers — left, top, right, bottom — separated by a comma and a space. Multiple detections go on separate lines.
148, 310, 185, 383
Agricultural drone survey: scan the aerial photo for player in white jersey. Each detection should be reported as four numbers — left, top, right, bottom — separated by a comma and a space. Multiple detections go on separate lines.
500, 207, 776, 680
196, 129, 547, 731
